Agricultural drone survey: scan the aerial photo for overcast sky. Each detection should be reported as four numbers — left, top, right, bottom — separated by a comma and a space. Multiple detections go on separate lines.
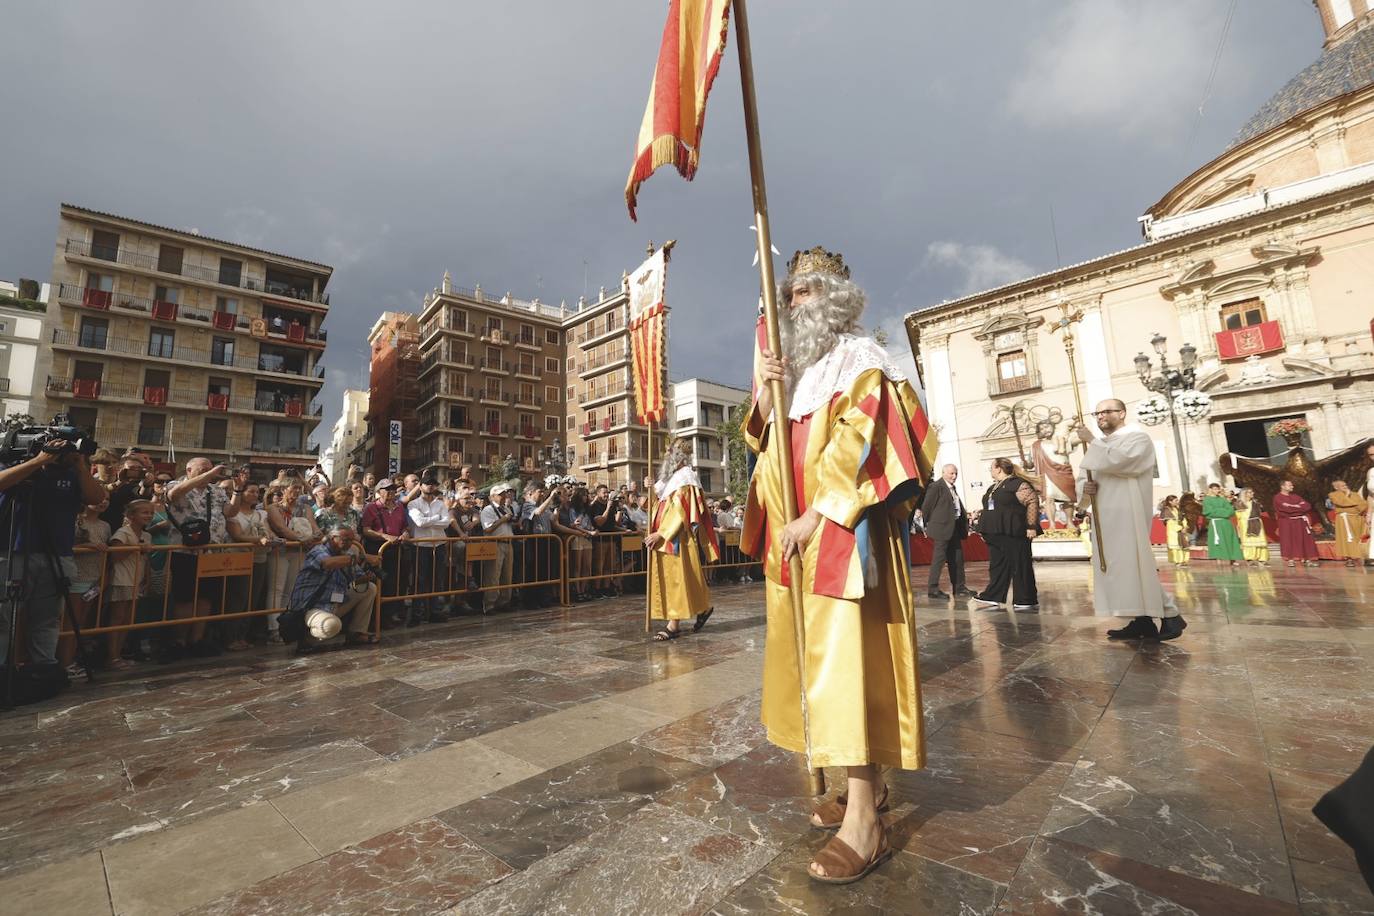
0, 1, 1319, 444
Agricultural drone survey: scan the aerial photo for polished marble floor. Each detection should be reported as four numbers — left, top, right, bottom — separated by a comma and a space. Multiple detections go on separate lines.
2, 561, 1373, 915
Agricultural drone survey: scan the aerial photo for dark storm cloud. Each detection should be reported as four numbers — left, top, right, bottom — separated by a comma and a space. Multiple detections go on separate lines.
0, 1, 1318, 435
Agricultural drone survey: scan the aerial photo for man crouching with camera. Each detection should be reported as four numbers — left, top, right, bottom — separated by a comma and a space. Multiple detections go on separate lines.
285, 525, 381, 655
0, 435, 109, 700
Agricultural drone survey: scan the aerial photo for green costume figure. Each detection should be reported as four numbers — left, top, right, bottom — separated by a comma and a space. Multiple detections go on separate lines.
1201, 485, 1243, 564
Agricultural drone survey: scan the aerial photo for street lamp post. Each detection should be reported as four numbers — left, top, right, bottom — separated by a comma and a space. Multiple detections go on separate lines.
1134, 333, 1199, 490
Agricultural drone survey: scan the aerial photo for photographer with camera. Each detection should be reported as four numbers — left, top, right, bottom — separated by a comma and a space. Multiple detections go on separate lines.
519, 482, 558, 608
589, 484, 625, 599
162, 457, 241, 662
0, 432, 109, 699
479, 483, 515, 613
285, 525, 380, 655
102, 456, 154, 531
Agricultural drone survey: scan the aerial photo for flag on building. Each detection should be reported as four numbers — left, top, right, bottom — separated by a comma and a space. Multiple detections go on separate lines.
625, 0, 733, 220
628, 249, 668, 423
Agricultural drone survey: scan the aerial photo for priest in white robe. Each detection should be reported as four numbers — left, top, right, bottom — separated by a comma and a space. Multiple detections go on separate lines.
1075, 398, 1184, 641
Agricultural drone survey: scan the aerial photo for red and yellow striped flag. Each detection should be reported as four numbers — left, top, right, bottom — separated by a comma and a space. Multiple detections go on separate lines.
625, 0, 733, 221
628, 249, 668, 422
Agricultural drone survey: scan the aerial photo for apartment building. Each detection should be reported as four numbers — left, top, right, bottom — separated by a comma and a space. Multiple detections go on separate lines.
40, 204, 331, 475
326, 388, 369, 482
564, 287, 664, 489
669, 377, 750, 498
413, 272, 662, 487
361, 311, 421, 478
0, 298, 45, 421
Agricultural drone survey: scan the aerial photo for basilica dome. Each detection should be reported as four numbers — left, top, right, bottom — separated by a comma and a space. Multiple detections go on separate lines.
1141, 6, 1374, 237
1231, 21, 1374, 148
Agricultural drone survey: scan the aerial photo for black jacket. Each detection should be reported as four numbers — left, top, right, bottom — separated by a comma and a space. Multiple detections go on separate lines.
979, 477, 1036, 538
921, 480, 968, 542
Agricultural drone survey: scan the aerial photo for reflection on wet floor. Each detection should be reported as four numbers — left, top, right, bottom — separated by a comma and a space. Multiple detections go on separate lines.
0, 562, 1371, 914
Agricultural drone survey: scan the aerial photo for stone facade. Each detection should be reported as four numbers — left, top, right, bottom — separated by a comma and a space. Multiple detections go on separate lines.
669, 378, 751, 498
413, 274, 661, 488
907, 8, 1374, 507
39, 204, 331, 474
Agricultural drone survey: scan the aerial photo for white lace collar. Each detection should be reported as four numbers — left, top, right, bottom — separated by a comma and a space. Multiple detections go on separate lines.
655, 465, 701, 501
788, 334, 908, 420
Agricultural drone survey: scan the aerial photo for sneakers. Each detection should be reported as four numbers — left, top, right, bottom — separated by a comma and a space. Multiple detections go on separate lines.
970, 594, 1003, 610
954, 588, 976, 598
1157, 616, 1188, 641
927, 589, 950, 600
1107, 616, 1159, 640
1012, 603, 1039, 611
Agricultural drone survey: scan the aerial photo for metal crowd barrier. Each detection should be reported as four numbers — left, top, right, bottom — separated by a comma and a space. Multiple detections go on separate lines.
58, 541, 307, 639
373, 534, 565, 622
31, 528, 759, 656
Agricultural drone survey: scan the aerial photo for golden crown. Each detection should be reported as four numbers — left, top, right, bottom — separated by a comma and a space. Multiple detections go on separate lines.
786, 246, 850, 280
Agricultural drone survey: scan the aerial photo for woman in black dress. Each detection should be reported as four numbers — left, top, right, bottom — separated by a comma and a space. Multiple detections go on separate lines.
972, 457, 1041, 611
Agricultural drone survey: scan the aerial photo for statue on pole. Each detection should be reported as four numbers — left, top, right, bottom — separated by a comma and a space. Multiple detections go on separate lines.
1030, 416, 1078, 528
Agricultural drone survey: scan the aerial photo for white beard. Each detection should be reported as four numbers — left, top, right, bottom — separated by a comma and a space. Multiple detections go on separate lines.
779, 306, 840, 393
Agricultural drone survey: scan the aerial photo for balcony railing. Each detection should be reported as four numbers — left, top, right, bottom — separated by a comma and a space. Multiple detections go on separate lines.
64, 238, 331, 305
579, 349, 629, 376
479, 357, 511, 374
58, 283, 326, 343
990, 371, 1041, 397
577, 319, 624, 347
46, 377, 322, 419
51, 328, 324, 381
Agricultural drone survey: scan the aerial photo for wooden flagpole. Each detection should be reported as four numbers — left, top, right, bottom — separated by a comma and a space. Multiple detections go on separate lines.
733, 0, 824, 797
640, 240, 667, 634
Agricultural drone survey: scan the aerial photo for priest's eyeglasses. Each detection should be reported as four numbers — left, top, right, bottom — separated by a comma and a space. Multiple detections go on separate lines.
1091, 409, 1125, 416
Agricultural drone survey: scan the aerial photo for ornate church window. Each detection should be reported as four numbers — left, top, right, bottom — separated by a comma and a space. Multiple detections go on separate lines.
973, 310, 1045, 398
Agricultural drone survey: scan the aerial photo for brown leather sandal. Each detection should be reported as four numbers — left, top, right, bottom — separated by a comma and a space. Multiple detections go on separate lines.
809, 821, 892, 884
810, 783, 889, 830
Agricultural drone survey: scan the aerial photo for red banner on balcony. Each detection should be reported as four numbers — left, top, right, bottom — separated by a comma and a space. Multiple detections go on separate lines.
73, 379, 101, 399
1215, 320, 1283, 360
83, 288, 111, 310
152, 300, 178, 321
213, 311, 237, 330
207, 393, 229, 411
143, 386, 168, 406
284, 399, 303, 417
287, 322, 305, 342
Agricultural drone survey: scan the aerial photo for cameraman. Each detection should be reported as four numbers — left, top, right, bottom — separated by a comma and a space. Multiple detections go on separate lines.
0, 438, 108, 675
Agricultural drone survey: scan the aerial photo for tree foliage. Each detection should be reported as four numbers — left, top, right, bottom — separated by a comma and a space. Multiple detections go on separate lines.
718, 393, 753, 506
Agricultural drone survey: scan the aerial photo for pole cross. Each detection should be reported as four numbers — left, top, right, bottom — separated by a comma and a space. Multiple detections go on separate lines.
1049, 304, 1107, 573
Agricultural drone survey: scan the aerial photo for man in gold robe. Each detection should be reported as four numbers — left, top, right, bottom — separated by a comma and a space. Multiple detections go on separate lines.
743, 247, 937, 884
1328, 479, 1367, 567
644, 439, 719, 639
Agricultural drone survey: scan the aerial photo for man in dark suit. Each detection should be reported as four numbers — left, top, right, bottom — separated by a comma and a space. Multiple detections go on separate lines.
921, 464, 972, 600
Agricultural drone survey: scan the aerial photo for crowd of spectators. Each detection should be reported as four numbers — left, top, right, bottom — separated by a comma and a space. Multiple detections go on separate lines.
31, 454, 760, 670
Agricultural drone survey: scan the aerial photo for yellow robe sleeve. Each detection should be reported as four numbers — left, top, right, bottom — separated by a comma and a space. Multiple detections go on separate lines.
811, 368, 929, 530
